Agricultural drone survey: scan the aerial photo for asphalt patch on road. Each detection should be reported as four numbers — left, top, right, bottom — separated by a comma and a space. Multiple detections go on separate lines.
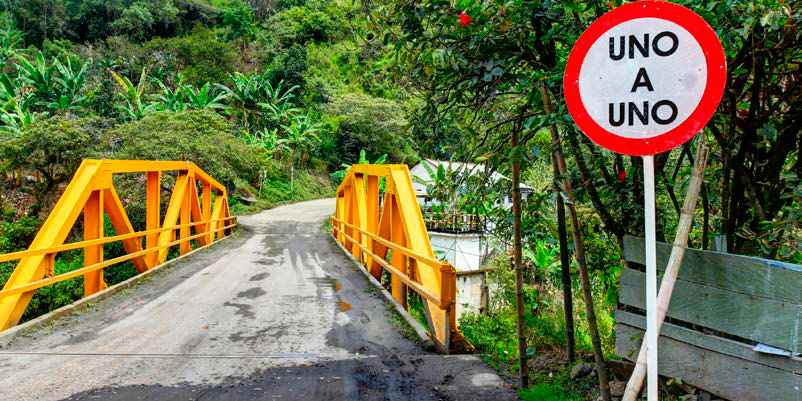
60, 357, 451, 401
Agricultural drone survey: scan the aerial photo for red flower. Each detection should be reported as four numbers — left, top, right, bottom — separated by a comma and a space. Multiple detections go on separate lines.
617, 170, 627, 182
458, 13, 471, 26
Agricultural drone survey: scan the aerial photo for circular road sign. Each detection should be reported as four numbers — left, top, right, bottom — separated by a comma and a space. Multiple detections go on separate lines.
564, 0, 726, 156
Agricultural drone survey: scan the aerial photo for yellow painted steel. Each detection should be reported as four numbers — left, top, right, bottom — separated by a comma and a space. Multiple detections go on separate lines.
331, 164, 470, 353
0, 160, 236, 331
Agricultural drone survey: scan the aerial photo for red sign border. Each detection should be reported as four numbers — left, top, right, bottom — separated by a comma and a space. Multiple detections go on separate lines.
564, 0, 726, 156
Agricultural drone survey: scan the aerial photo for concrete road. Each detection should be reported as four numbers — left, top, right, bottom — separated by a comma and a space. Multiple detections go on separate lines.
0, 198, 517, 401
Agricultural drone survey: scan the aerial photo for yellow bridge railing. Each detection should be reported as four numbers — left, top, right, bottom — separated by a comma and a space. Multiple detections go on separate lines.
0, 160, 236, 331
331, 164, 470, 353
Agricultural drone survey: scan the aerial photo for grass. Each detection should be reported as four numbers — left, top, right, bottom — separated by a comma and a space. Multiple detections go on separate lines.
520, 382, 584, 401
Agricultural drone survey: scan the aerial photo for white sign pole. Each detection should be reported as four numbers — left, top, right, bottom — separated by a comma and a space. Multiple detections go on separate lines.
643, 154, 658, 401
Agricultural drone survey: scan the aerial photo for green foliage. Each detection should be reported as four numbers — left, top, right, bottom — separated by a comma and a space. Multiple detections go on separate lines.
519, 380, 583, 401
231, 159, 334, 214
2, 116, 110, 214
221, 0, 255, 41
266, 43, 308, 94
325, 93, 415, 164
183, 82, 230, 110
330, 148, 387, 184
2, 0, 219, 46
111, 67, 158, 120
103, 110, 262, 189
0, 13, 22, 66
143, 26, 241, 86
0, 73, 35, 136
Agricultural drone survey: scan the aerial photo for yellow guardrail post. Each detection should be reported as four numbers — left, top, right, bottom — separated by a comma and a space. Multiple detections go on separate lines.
0, 160, 236, 331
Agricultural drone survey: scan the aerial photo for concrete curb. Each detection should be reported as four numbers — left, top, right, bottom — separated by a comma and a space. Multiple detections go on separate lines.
327, 233, 435, 351
0, 233, 237, 349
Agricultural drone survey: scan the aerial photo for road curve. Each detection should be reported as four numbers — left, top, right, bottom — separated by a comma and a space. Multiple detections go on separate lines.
0, 198, 517, 401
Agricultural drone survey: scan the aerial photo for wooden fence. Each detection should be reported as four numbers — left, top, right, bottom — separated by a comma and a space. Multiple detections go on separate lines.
616, 235, 801, 401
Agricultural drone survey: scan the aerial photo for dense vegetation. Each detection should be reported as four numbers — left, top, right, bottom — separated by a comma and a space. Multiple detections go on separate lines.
0, 0, 799, 399
0, 0, 416, 321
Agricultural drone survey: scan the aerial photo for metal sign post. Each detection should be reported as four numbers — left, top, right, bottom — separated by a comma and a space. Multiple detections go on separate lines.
643, 154, 657, 400
563, 2, 726, 399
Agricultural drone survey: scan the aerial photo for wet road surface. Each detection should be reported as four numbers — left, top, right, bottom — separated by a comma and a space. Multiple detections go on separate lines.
0, 199, 517, 400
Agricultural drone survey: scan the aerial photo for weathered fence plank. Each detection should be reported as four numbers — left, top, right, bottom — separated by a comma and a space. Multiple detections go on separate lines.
617, 322, 802, 401
623, 235, 802, 303
620, 268, 801, 353
616, 310, 802, 374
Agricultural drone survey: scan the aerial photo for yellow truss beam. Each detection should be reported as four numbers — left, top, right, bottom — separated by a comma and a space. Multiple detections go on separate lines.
0, 160, 235, 331
332, 164, 464, 353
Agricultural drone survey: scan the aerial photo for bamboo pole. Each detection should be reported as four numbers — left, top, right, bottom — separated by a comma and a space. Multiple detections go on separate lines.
622, 136, 709, 401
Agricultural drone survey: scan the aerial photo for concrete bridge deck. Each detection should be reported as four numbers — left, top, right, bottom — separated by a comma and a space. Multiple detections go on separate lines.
0, 199, 516, 401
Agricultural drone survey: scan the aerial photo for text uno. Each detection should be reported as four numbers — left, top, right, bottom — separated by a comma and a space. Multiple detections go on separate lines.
608, 32, 679, 127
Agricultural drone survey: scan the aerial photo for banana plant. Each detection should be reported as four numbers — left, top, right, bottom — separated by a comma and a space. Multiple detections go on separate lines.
0, 74, 35, 137
279, 115, 320, 167
15, 52, 58, 105
259, 80, 301, 128
184, 82, 230, 111
244, 127, 288, 156
110, 67, 158, 120
50, 57, 92, 112
219, 71, 263, 109
0, 19, 22, 66
153, 78, 187, 112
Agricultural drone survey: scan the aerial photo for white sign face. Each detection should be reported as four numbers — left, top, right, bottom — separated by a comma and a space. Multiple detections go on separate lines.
578, 18, 707, 139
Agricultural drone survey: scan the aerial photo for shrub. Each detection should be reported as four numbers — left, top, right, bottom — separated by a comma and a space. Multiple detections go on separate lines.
266, 43, 308, 94
324, 93, 416, 165
1, 116, 112, 216
102, 110, 262, 190
143, 26, 241, 86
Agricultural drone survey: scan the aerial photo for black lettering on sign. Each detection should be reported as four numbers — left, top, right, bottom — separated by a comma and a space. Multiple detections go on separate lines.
609, 31, 679, 60
631, 68, 654, 92
608, 100, 678, 126
609, 36, 625, 60
652, 100, 678, 124
629, 34, 649, 59
653, 31, 679, 56
609, 103, 625, 126
629, 101, 649, 126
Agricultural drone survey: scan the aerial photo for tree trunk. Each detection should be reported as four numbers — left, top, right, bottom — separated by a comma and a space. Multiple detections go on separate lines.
511, 123, 529, 389
553, 156, 575, 362
541, 84, 611, 401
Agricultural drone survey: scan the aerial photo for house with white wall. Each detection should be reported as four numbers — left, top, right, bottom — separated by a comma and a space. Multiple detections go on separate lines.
408, 159, 533, 321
